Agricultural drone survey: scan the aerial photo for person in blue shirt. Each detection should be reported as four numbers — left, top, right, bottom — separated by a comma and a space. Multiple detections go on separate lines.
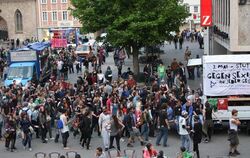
181, 100, 193, 127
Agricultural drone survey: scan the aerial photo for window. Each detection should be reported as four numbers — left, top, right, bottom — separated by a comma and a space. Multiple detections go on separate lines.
52, 11, 57, 21
42, 12, 48, 21
62, 11, 68, 20
51, 0, 56, 3
41, 0, 47, 4
186, 6, 190, 13
194, 6, 198, 12
15, 10, 23, 32
61, 0, 67, 3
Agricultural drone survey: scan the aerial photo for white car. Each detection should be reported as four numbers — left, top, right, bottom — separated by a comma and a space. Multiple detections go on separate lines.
75, 39, 99, 58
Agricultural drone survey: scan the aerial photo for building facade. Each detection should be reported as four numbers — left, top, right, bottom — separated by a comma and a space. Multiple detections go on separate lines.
183, 0, 201, 30
36, 0, 81, 41
210, 0, 250, 55
0, 0, 38, 41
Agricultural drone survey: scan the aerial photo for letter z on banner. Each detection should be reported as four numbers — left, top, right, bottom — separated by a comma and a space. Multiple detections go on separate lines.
201, 0, 212, 27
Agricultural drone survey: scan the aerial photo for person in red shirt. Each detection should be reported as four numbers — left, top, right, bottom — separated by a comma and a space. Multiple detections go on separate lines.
127, 75, 136, 90
143, 143, 158, 158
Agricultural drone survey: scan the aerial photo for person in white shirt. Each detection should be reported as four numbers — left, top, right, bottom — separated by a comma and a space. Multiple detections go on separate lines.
98, 107, 111, 151
97, 70, 105, 84
60, 109, 70, 150
57, 60, 64, 80
228, 109, 241, 157
179, 111, 191, 152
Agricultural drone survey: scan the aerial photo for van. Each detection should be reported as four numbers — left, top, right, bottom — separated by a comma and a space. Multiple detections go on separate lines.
75, 39, 98, 59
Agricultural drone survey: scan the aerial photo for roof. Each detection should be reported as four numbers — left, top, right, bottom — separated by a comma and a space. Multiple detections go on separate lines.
15, 41, 51, 52
10, 62, 36, 67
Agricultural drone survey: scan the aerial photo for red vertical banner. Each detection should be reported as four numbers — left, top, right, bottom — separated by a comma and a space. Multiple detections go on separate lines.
200, 0, 212, 26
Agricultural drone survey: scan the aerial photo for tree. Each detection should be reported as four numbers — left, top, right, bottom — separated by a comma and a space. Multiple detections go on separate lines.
71, 0, 189, 77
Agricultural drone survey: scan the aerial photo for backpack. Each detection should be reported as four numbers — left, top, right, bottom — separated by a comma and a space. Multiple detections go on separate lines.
21, 108, 29, 116
57, 119, 64, 129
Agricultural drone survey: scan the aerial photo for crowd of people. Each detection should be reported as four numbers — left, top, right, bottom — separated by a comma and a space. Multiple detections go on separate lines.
0, 34, 241, 158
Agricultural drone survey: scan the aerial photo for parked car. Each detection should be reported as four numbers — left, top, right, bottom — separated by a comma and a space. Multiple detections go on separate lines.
75, 39, 98, 58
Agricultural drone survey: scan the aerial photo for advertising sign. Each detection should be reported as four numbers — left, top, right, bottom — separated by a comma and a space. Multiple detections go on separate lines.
10, 50, 37, 62
204, 62, 250, 96
51, 38, 67, 48
200, 0, 212, 26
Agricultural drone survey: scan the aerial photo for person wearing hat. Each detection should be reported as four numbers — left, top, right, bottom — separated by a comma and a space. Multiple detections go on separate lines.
178, 111, 191, 152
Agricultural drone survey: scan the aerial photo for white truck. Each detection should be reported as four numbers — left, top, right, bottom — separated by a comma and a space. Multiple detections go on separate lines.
202, 55, 250, 134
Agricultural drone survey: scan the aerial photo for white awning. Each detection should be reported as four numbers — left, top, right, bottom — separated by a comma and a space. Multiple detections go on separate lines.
187, 58, 202, 66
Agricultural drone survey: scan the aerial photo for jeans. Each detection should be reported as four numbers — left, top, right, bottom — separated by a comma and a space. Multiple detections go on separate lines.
175, 116, 180, 133
109, 134, 120, 151
141, 123, 149, 141
22, 132, 32, 148
62, 131, 69, 148
156, 127, 168, 146
40, 124, 47, 142
0, 122, 3, 139
180, 134, 190, 152
167, 78, 173, 88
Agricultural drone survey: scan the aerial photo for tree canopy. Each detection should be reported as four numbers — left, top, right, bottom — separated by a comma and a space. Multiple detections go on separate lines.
71, 0, 189, 75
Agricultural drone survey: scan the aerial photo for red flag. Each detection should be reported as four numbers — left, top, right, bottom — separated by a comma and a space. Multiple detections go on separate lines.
200, 0, 212, 26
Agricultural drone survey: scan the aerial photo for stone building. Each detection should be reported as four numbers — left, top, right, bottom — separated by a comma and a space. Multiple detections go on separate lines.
0, 0, 38, 41
210, 0, 250, 55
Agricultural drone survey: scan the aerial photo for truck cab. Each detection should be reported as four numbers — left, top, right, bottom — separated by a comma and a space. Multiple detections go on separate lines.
5, 62, 38, 86
4, 49, 40, 87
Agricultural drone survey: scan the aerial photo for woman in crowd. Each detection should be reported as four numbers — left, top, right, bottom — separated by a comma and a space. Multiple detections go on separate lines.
108, 115, 124, 151
80, 109, 92, 150
143, 143, 158, 158
5, 114, 17, 152
20, 113, 33, 151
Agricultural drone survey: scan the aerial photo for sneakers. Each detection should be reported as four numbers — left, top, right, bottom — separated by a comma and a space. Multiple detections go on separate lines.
50, 137, 55, 140
29, 148, 32, 152
229, 152, 237, 157
63, 147, 70, 150
234, 150, 240, 155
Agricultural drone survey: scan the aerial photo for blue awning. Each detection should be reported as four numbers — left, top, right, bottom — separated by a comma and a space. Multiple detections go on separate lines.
27, 41, 51, 51
15, 42, 51, 52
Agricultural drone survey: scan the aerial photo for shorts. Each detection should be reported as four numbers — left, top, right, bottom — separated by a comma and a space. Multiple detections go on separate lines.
129, 127, 141, 137
228, 130, 239, 146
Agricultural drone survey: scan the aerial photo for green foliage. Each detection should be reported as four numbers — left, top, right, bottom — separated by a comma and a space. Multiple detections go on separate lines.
71, 0, 189, 48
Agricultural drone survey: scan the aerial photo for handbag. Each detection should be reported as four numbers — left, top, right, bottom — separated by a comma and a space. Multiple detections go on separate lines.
46, 115, 51, 122
3, 132, 10, 139
29, 126, 34, 134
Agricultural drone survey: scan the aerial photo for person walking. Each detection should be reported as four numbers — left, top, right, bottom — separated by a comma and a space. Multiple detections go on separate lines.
60, 109, 70, 149
108, 115, 124, 151
192, 116, 202, 158
140, 105, 151, 141
228, 109, 241, 157
105, 66, 113, 83
39, 106, 48, 143
5, 115, 17, 152
156, 104, 170, 147
80, 109, 92, 150
178, 111, 191, 152
203, 102, 214, 143
157, 63, 166, 83
20, 113, 33, 151
99, 107, 111, 151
